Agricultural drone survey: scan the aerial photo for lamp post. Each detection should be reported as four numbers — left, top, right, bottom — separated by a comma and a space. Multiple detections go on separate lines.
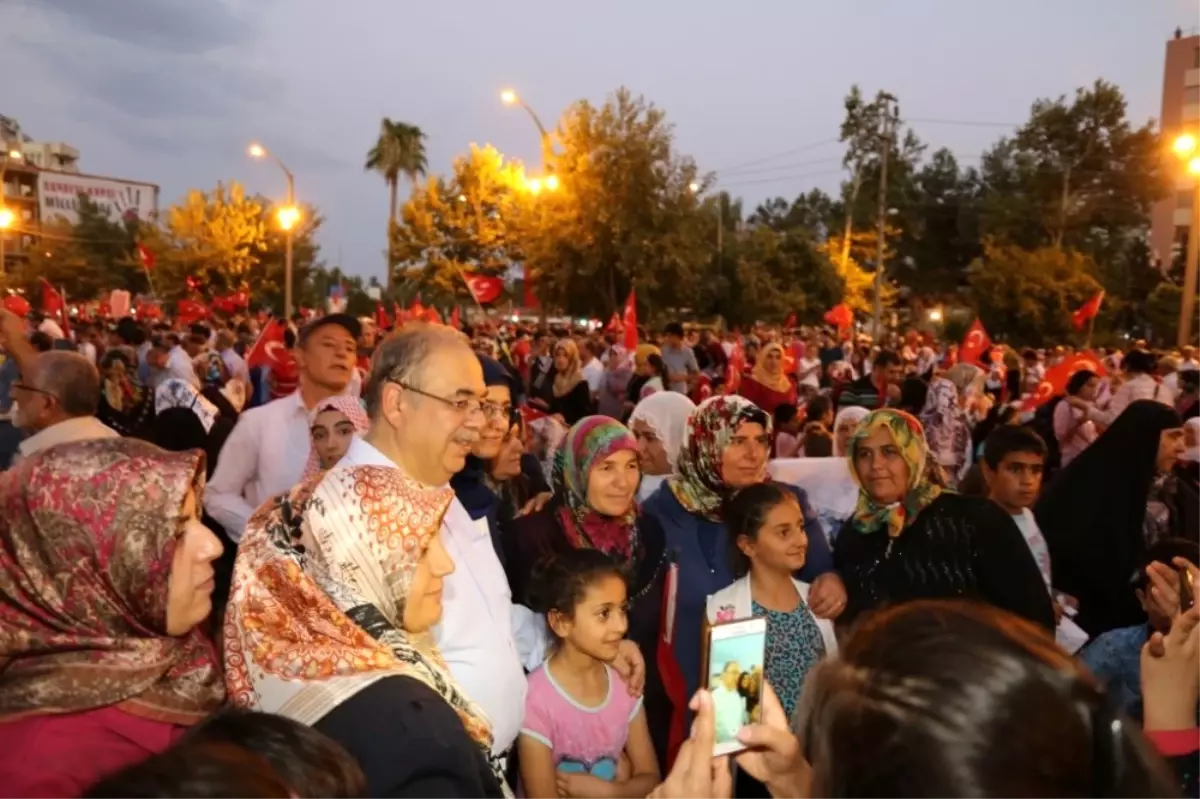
501, 88, 552, 170
248, 142, 298, 318
0, 149, 22, 276
1172, 133, 1200, 348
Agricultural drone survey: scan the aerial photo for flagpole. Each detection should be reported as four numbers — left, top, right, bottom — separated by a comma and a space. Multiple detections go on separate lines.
1085, 313, 1096, 350
142, 263, 159, 301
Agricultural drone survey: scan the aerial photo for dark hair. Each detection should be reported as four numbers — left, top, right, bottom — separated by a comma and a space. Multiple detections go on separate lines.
723, 482, 801, 578
982, 425, 1047, 470
184, 709, 366, 798
873, 349, 901, 370
796, 600, 1177, 798
526, 549, 626, 623
663, 322, 685, 339
1132, 537, 1199, 592
1066, 369, 1097, 396
773, 403, 799, 428
806, 395, 832, 424
804, 430, 834, 458
1179, 369, 1199, 393
1123, 349, 1157, 375
646, 353, 665, 378
84, 741, 293, 798
28, 331, 53, 352
958, 463, 987, 497
897, 377, 928, 415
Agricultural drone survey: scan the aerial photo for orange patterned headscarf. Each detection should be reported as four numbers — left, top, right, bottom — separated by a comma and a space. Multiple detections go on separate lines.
223, 465, 499, 780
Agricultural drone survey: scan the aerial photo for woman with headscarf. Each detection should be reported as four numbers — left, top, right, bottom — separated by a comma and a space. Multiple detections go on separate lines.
835, 409, 1054, 631
151, 379, 234, 481
0, 439, 226, 797
301, 395, 370, 481
640, 396, 843, 707
919, 363, 984, 489
96, 348, 155, 439
223, 464, 506, 797
738, 341, 797, 416
500, 416, 671, 768
628, 391, 696, 503
548, 339, 591, 425
832, 405, 868, 457
1035, 400, 1188, 635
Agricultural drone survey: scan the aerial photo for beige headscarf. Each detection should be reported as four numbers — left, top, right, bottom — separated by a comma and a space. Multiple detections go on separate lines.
553, 339, 585, 397
751, 342, 792, 393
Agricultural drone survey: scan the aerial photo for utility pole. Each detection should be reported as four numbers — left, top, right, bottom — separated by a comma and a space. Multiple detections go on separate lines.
1181, 177, 1199, 348
872, 95, 897, 339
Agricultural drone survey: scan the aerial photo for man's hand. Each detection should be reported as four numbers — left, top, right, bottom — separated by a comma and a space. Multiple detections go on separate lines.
735, 683, 811, 799
807, 572, 847, 620
611, 639, 645, 696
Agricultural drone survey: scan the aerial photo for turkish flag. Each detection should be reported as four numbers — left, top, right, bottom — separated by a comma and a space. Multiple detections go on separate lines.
622, 290, 638, 352
1071, 291, 1105, 330
136, 243, 156, 270
246, 319, 294, 371
960, 319, 992, 366
725, 341, 746, 394
176, 299, 209, 325
1020, 351, 1108, 412
3, 294, 30, 316
604, 312, 623, 334
39, 279, 64, 314
464, 273, 503, 305
375, 302, 390, 330
136, 300, 162, 320
823, 304, 852, 330
449, 306, 461, 330
783, 312, 797, 329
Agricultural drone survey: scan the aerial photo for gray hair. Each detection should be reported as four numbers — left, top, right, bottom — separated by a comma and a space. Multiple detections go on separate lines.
944, 363, 985, 397
363, 323, 470, 419
33, 351, 101, 417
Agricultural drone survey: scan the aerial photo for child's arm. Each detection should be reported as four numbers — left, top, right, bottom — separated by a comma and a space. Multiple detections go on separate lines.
606, 706, 661, 798
518, 733, 560, 799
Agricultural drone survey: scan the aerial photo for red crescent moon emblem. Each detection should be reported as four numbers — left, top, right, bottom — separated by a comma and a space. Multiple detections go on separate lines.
967, 330, 982, 347
264, 341, 283, 364
1078, 360, 1096, 373
1035, 381, 1053, 401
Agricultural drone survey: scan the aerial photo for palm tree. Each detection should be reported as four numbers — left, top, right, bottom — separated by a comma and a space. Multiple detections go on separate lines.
365, 118, 428, 293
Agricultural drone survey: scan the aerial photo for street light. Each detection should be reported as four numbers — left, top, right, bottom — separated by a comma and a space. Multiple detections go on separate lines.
927, 308, 943, 323
526, 177, 543, 195
248, 142, 297, 318
500, 87, 551, 168
0, 149, 19, 275
688, 182, 701, 193
1173, 132, 1200, 348
544, 174, 560, 191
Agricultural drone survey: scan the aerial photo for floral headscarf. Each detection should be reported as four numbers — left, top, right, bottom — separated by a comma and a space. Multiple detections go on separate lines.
0, 438, 224, 724
668, 395, 771, 521
300, 395, 371, 481
224, 464, 505, 791
846, 409, 943, 538
553, 416, 641, 557
156, 378, 219, 434
918, 376, 972, 488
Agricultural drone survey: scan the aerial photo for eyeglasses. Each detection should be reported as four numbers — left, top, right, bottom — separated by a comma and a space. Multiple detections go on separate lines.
394, 381, 485, 418
11, 382, 54, 399
482, 402, 514, 421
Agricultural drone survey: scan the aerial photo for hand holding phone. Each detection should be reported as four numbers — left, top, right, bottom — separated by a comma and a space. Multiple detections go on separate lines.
701, 616, 768, 756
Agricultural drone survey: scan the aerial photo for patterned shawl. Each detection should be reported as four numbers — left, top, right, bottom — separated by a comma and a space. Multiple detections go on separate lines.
0, 438, 224, 724
156, 378, 219, 434
847, 409, 944, 538
918, 376, 971, 488
223, 465, 501, 785
668, 395, 771, 521
553, 416, 640, 558
300, 395, 371, 481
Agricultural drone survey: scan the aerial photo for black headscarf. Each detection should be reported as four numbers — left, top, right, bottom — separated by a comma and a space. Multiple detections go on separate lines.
1035, 400, 1183, 635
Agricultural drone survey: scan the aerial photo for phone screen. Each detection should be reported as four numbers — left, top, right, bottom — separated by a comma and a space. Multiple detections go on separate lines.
704, 617, 768, 756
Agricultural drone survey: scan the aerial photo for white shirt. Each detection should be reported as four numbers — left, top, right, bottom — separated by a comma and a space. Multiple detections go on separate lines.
204, 391, 312, 541
711, 682, 747, 743
339, 437, 548, 755
220, 347, 250, 385
1092, 373, 1174, 427
166, 345, 200, 388
797, 356, 821, 388
77, 341, 97, 365
582, 357, 604, 394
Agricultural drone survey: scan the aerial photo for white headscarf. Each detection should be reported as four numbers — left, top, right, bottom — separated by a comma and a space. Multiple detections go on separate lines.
832, 406, 869, 457
154, 378, 219, 434
629, 391, 696, 501
1183, 417, 1200, 463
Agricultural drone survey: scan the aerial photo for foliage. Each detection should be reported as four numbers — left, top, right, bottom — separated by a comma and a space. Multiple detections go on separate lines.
366, 118, 427, 293
1145, 283, 1189, 345
391, 144, 530, 306
966, 243, 1104, 345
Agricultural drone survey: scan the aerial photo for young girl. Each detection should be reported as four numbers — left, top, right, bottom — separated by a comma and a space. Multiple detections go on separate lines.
706, 482, 837, 722
519, 549, 660, 799
301, 396, 370, 480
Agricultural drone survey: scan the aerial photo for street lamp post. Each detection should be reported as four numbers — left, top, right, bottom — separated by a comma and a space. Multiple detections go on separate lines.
501, 89, 552, 170
249, 143, 298, 319
1172, 133, 1200, 348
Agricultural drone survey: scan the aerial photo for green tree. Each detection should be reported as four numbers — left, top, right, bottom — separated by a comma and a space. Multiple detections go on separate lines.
897, 148, 984, 296
392, 144, 529, 306
1145, 283, 1189, 345
366, 118, 428, 294
966, 242, 1104, 345
523, 87, 711, 318
727, 227, 843, 326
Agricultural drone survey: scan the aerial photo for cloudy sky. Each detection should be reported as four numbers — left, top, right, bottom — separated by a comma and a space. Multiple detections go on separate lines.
1, 0, 1193, 281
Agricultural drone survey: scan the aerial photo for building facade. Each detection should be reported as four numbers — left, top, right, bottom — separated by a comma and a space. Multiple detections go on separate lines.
1149, 28, 1200, 271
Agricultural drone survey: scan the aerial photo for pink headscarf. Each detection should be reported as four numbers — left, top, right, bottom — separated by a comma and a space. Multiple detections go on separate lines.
301, 395, 370, 480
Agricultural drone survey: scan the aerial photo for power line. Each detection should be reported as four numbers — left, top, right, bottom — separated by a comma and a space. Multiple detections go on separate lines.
717, 155, 844, 178
717, 168, 845, 189
712, 138, 840, 175
907, 117, 1020, 129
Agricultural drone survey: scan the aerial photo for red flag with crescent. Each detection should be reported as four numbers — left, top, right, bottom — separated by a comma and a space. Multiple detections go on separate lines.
1020, 351, 1108, 412
246, 319, 294, 371
464, 273, 503, 305
1071, 291, 1105, 330
960, 319, 992, 366
622, 290, 638, 351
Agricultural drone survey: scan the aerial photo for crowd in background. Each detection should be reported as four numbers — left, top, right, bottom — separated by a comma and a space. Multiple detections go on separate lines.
0, 302, 1197, 798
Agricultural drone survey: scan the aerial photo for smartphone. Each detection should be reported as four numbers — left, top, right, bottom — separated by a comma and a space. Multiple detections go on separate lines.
701, 616, 768, 756
1180, 566, 1195, 612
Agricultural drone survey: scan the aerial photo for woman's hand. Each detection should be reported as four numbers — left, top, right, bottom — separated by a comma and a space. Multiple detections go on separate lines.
807, 572, 847, 620
647, 690, 733, 799
1141, 582, 1200, 732
611, 639, 646, 695
516, 492, 553, 518
735, 683, 811, 799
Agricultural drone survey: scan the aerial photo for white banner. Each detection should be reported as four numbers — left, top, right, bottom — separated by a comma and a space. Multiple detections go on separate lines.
37, 171, 158, 226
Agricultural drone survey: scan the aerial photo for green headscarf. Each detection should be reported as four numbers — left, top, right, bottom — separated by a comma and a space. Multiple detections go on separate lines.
846, 408, 944, 538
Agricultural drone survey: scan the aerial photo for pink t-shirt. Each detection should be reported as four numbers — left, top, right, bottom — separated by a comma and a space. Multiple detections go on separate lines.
520, 662, 642, 781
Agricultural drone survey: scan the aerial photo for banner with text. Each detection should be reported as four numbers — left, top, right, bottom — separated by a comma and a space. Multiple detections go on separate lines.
37, 171, 159, 226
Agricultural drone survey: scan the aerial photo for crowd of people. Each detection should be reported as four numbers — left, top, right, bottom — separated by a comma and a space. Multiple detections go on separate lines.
0, 303, 1196, 798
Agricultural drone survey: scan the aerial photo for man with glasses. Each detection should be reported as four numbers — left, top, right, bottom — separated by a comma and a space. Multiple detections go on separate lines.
343, 323, 643, 779
205, 313, 360, 541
